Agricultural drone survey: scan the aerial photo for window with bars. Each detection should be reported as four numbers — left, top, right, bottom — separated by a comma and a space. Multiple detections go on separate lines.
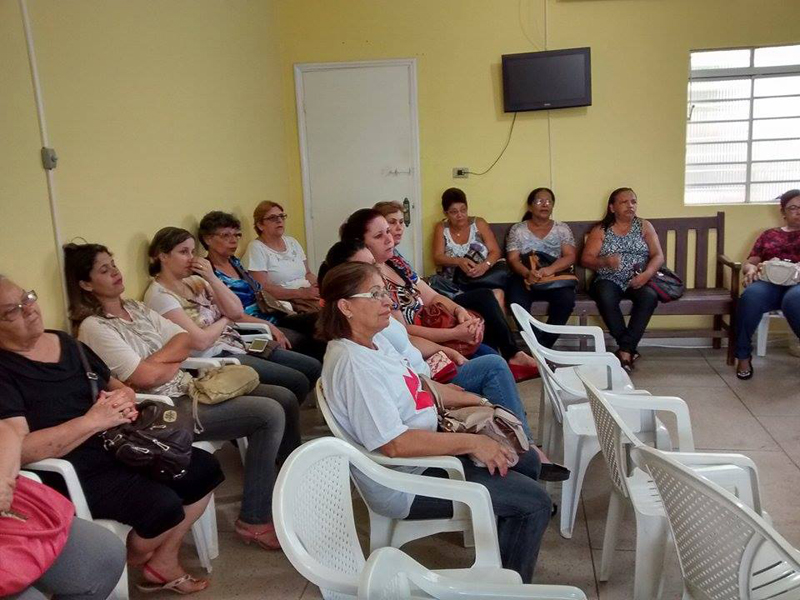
684, 44, 800, 205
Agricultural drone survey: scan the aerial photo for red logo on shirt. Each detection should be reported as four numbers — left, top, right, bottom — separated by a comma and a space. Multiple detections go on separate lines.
403, 368, 433, 411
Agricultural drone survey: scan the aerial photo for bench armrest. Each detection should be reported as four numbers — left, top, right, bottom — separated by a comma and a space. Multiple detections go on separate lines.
717, 254, 742, 271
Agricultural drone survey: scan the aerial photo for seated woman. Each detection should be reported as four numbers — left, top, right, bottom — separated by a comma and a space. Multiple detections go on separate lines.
581, 188, 664, 372
198, 210, 324, 359
734, 189, 800, 379
340, 208, 540, 381
64, 243, 293, 552
143, 227, 321, 404
0, 276, 222, 594
243, 201, 320, 311
318, 262, 552, 583
0, 419, 126, 600
429, 189, 506, 305
506, 187, 577, 348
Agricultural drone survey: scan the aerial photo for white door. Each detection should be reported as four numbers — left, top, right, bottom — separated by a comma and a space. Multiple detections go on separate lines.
295, 59, 423, 272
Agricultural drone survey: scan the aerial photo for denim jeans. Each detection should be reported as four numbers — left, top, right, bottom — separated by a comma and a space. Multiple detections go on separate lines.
506, 275, 577, 348
224, 348, 321, 403
590, 278, 659, 354
451, 354, 533, 440
11, 518, 126, 600
735, 280, 800, 359
406, 450, 551, 583
190, 384, 299, 525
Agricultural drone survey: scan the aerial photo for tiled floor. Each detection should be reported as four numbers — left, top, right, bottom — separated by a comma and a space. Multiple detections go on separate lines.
130, 345, 800, 599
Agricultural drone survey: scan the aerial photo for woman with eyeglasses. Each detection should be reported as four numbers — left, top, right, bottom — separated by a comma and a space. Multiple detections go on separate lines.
734, 189, 800, 380
318, 262, 552, 583
198, 211, 324, 359
0, 276, 224, 594
243, 202, 320, 311
506, 188, 577, 348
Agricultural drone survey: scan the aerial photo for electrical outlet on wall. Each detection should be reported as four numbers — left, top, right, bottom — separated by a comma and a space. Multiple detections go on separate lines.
452, 167, 469, 178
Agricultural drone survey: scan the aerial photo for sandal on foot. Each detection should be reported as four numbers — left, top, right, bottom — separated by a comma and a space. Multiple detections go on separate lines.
539, 462, 571, 482
736, 360, 754, 380
235, 520, 282, 551
136, 565, 208, 595
614, 350, 634, 373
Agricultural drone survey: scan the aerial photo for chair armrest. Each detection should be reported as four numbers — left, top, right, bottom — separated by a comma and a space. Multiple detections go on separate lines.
717, 254, 742, 271
22, 458, 93, 519
604, 392, 695, 451
19, 470, 42, 482
528, 323, 605, 354
360, 547, 587, 600
366, 451, 465, 481
234, 322, 271, 334
181, 357, 240, 370
663, 451, 762, 514
135, 393, 175, 406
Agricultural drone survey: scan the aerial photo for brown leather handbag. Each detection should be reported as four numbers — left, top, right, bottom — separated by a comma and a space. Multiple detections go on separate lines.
414, 302, 484, 357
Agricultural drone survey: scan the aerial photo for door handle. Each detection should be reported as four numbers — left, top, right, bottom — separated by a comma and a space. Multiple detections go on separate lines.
402, 198, 411, 226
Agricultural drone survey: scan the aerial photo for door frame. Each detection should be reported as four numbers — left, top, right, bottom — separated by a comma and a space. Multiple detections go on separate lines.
294, 58, 424, 272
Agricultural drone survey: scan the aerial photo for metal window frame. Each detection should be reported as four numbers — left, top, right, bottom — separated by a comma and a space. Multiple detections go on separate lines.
685, 45, 800, 205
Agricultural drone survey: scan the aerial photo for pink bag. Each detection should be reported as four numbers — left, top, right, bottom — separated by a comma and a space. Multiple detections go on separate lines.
0, 476, 75, 596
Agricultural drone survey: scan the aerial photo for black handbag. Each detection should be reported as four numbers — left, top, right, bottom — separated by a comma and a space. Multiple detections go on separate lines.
453, 260, 510, 290
75, 342, 194, 481
646, 266, 685, 302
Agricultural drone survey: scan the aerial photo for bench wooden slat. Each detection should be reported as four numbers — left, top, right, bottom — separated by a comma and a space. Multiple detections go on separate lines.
696, 228, 709, 289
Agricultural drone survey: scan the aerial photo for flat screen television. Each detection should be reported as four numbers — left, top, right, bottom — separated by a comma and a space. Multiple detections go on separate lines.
502, 47, 592, 112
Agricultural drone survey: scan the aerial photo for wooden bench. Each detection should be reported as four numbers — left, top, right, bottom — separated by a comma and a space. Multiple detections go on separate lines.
489, 212, 741, 364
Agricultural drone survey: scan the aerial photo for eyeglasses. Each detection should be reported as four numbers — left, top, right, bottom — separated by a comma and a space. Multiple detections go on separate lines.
214, 232, 243, 240
532, 197, 553, 206
348, 288, 391, 301
784, 205, 800, 213
263, 213, 288, 223
0, 290, 38, 322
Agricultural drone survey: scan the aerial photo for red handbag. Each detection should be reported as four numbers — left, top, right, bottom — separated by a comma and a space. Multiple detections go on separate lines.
0, 476, 75, 596
414, 302, 484, 357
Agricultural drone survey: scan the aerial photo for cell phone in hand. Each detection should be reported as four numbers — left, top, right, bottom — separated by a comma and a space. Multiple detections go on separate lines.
246, 338, 269, 354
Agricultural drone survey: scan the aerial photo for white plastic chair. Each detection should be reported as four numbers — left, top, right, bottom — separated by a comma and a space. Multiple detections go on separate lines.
233, 321, 273, 344
580, 374, 766, 600
510, 303, 637, 448
520, 330, 669, 539
358, 546, 587, 600
24, 393, 219, 599
273, 436, 520, 600
633, 444, 798, 600
315, 380, 473, 552
756, 310, 784, 356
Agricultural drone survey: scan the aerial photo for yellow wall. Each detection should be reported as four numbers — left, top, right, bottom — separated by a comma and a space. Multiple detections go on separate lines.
276, 0, 800, 277
3, 0, 799, 331
0, 0, 290, 328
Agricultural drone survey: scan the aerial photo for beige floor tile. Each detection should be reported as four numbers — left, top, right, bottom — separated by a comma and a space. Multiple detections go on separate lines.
757, 415, 800, 467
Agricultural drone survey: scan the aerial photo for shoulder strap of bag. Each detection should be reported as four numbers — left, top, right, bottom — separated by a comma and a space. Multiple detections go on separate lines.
74, 339, 99, 402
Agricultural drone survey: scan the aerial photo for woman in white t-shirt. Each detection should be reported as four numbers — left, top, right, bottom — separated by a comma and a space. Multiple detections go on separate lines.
243, 201, 319, 307
143, 227, 321, 409
318, 261, 552, 583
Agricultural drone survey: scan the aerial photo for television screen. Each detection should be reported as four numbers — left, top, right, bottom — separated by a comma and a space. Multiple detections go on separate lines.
502, 47, 592, 112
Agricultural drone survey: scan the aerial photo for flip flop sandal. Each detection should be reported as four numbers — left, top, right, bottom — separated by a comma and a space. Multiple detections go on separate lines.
736, 361, 754, 380
136, 565, 209, 595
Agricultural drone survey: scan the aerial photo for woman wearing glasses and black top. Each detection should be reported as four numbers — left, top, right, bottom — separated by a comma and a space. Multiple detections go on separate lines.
243, 202, 320, 308
505, 188, 577, 349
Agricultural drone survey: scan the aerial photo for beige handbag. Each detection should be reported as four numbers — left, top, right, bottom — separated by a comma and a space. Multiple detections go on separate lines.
423, 377, 529, 467
188, 364, 260, 432
758, 258, 800, 286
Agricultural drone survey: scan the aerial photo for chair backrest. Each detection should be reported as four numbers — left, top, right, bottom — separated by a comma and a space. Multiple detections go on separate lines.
519, 330, 567, 421
273, 437, 368, 599
316, 380, 373, 452
579, 374, 644, 499
510, 302, 536, 339
633, 445, 800, 600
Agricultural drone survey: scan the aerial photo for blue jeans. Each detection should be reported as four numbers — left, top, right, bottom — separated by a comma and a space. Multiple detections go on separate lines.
406, 450, 551, 583
469, 343, 500, 358
225, 348, 322, 403
735, 281, 800, 359
451, 354, 533, 440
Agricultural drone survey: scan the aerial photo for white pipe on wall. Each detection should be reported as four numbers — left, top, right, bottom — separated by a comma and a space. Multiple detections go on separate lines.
19, 0, 71, 328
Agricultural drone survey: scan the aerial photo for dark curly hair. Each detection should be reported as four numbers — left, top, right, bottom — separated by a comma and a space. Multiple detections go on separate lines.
198, 211, 241, 250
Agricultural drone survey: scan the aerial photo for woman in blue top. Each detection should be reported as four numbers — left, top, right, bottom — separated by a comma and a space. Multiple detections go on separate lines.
198, 211, 324, 359
581, 188, 664, 372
